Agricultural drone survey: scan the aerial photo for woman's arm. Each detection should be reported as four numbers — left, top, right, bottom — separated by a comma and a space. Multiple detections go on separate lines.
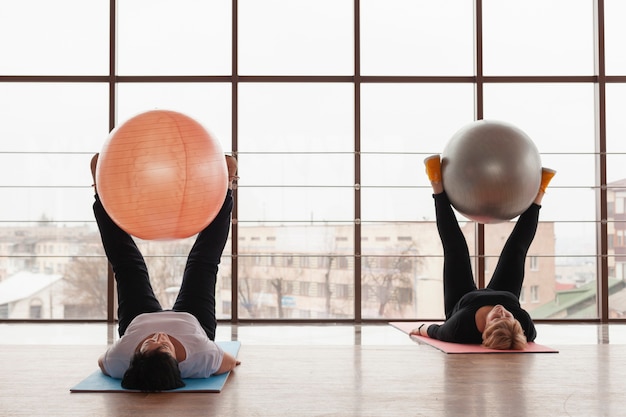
409, 323, 432, 338
215, 352, 241, 375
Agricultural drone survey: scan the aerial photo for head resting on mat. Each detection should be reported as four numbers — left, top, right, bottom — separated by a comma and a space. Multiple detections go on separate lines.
122, 350, 185, 391
482, 317, 528, 350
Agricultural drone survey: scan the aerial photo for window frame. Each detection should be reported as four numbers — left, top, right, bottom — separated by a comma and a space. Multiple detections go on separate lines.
0, 0, 621, 324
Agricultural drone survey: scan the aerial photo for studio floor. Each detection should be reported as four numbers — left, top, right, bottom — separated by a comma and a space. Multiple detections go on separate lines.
1, 322, 625, 417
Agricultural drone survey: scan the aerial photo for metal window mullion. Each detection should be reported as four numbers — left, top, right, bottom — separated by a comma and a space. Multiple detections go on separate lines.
231, 0, 240, 324
106, 0, 117, 324
354, 0, 362, 322
594, 0, 609, 323
474, 0, 486, 289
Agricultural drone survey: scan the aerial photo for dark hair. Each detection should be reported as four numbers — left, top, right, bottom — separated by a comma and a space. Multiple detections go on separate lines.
121, 350, 185, 392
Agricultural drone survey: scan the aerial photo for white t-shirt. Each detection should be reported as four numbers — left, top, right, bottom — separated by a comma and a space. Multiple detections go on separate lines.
101, 311, 224, 379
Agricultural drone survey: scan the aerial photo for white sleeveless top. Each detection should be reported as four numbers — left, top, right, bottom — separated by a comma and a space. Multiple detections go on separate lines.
101, 311, 224, 379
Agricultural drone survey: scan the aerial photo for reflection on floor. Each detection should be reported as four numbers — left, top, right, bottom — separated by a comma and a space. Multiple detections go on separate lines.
0, 322, 622, 346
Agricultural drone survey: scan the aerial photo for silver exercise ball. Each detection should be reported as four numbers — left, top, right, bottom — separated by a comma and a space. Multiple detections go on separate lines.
441, 120, 542, 224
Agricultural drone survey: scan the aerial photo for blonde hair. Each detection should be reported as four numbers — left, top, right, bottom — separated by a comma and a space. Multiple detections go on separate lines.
482, 319, 528, 350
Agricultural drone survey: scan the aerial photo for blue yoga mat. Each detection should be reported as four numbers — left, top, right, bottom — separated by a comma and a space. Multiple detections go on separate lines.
70, 340, 241, 393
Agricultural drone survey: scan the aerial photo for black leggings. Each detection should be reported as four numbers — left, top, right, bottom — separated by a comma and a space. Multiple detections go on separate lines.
93, 190, 233, 339
434, 192, 540, 319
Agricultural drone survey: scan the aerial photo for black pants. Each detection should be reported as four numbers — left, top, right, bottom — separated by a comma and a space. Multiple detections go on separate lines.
434, 192, 540, 319
93, 190, 233, 339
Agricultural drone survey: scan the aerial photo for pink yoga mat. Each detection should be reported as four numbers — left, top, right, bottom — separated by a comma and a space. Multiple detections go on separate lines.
390, 322, 558, 354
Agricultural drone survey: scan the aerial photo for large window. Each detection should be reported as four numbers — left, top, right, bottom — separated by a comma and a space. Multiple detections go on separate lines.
1, 0, 625, 323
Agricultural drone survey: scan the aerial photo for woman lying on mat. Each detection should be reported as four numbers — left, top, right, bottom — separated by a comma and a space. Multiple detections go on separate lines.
91, 154, 241, 391
409, 155, 556, 350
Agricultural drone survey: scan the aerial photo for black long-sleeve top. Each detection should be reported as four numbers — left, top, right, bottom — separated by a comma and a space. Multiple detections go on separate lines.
426, 289, 537, 344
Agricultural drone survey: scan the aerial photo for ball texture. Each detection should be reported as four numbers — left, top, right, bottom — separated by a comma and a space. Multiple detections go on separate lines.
96, 110, 228, 240
441, 120, 541, 224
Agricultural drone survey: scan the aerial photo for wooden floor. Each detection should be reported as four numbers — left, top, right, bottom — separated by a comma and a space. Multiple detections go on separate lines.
1, 322, 625, 417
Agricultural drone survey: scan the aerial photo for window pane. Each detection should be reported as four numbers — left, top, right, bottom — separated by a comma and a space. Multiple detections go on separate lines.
481, 83, 597, 319
132, 240, 233, 320
484, 217, 598, 320
118, 0, 231, 75
116, 83, 232, 153
607, 154, 626, 189
0, 256, 107, 320
486, 218, 597, 320
475, 83, 596, 221
361, 188, 432, 223
0, 188, 93, 223
530, 276, 599, 320
536, 154, 595, 191
607, 83, 626, 318
360, 83, 474, 223
361, 84, 475, 153
0, 83, 109, 153
608, 186, 626, 318
238, 82, 353, 222
483, 84, 595, 153
606, 84, 626, 155
238, 83, 353, 153
238, 188, 353, 223
0, 83, 109, 225
360, 83, 474, 221
605, 0, 626, 75
239, 0, 353, 75
241, 154, 352, 187
361, 154, 423, 188
0, 154, 93, 188
483, 0, 594, 75
541, 187, 596, 223
0, 0, 109, 75
360, 0, 474, 75
553, 221, 597, 259
361, 222, 446, 320
608, 255, 626, 318
238, 226, 355, 319
485, 221, 584, 319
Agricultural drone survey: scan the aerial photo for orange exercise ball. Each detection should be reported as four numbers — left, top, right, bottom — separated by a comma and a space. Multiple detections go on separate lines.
96, 110, 228, 240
